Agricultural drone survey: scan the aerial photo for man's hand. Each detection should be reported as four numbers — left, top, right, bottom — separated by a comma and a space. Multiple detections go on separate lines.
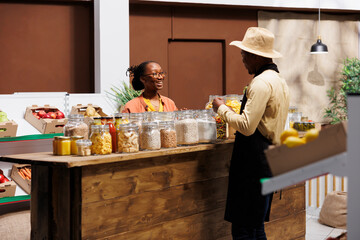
212, 97, 226, 113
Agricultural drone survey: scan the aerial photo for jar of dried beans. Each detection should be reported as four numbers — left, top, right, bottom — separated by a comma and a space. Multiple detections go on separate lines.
159, 121, 177, 148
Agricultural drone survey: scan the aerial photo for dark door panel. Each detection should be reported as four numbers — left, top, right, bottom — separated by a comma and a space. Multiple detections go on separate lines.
168, 41, 223, 110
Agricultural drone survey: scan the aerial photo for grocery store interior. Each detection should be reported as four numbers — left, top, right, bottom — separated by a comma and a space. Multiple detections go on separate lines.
0, 0, 359, 239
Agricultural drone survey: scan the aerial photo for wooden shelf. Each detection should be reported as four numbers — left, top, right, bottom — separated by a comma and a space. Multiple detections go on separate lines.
1, 140, 234, 168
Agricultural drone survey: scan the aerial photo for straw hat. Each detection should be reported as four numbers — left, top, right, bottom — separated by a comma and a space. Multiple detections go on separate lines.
230, 27, 282, 58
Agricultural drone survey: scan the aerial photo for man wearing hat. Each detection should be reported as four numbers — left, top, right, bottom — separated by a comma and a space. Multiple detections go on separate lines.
212, 27, 289, 239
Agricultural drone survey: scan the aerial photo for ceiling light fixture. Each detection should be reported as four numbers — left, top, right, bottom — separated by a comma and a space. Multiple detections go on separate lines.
310, 0, 328, 54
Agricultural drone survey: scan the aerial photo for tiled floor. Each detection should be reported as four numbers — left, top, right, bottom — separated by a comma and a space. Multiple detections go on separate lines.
306, 207, 346, 240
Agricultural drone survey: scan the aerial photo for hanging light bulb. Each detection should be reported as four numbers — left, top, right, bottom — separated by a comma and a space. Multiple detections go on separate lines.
310, 0, 328, 54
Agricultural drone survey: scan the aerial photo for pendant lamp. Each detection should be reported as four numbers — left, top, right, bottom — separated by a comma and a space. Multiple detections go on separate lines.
310, 1, 328, 54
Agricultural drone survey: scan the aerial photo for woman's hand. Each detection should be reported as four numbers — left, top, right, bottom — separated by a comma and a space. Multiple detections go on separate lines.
212, 97, 225, 113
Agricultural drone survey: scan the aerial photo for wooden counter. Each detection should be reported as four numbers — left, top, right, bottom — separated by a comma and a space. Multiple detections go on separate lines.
1, 140, 305, 240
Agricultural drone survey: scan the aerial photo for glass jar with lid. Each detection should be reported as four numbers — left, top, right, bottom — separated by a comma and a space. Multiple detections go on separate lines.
93, 117, 102, 125
149, 112, 176, 122
140, 121, 161, 150
101, 116, 113, 125
159, 121, 177, 148
114, 113, 130, 128
63, 114, 89, 139
205, 95, 221, 110
129, 112, 144, 129
70, 136, 84, 155
53, 136, 61, 155
57, 136, 71, 156
175, 111, 199, 145
144, 111, 159, 122
117, 123, 139, 153
90, 125, 112, 155
197, 110, 217, 143
225, 94, 242, 114
76, 139, 92, 156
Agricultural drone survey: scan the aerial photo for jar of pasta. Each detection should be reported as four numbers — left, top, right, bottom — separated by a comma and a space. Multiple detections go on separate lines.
159, 121, 177, 148
117, 123, 139, 153
64, 114, 89, 139
140, 121, 161, 150
175, 111, 199, 145
90, 125, 112, 155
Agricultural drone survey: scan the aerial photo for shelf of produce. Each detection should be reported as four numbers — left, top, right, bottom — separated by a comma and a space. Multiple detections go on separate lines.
0, 133, 63, 156
261, 152, 347, 195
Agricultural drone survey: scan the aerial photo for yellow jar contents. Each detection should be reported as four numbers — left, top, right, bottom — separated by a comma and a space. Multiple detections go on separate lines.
93, 117, 102, 125
58, 137, 71, 155
70, 136, 84, 155
90, 125, 112, 155
53, 136, 61, 155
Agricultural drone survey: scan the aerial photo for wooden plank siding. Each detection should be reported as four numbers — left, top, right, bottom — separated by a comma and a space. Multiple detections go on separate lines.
81, 145, 232, 239
3, 141, 304, 239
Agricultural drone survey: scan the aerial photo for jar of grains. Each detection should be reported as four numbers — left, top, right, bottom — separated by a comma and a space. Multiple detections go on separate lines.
196, 110, 217, 143
140, 121, 161, 150
63, 114, 89, 139
175, 111, 199, 145
117, 123, 139, 153
90, 125, 112, 155
159, 121, 177, 148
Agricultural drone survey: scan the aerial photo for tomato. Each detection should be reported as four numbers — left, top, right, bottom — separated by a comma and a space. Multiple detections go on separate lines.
0, 174, 5, 183
0, 174, 10, 183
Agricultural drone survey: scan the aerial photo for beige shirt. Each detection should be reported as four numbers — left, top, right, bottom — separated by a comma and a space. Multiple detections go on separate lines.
218, 69, 289, 145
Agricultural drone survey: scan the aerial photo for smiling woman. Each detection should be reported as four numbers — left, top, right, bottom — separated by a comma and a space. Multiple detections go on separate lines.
122, 61, 178, 113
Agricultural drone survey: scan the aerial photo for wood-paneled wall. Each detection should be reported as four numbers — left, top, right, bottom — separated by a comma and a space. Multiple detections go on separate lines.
130, 4, 257, 109
81, 142, 305, 239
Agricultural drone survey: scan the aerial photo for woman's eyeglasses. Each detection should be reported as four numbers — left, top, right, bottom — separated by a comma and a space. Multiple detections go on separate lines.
143, 72, 166, 78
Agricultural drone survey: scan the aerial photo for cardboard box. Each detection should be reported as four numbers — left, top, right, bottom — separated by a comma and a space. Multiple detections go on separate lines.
265, 122, 347, 176
70, 104, 108, 125
0, 121, 18, 138
24, 105, 67, 134
10, 164, 31, 194
0, 181, 16, 198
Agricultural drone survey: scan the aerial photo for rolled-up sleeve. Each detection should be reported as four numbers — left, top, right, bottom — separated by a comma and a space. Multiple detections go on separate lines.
217, 79, 271, 136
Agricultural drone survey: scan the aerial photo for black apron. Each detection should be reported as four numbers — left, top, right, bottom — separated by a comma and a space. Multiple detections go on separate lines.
224, 64, 278, 227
